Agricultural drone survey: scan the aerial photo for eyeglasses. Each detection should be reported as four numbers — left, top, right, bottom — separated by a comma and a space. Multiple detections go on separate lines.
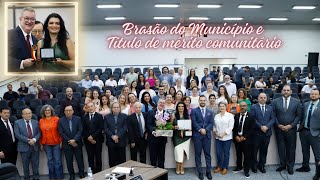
22, 17, 36, 22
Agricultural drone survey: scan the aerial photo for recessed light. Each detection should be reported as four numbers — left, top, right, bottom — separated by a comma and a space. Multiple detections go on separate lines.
105, 17, 126, 20
197, 4, 221, 8
189, 17, 209, 20
224, 17, 243, 21
154, 4, 179, 8
268, 18, 288, 21
238, 5, 262, 9
97, 4, 122, 8
292, 6, 316, 10
154, 17, 175, 20
312, 18, 320, 21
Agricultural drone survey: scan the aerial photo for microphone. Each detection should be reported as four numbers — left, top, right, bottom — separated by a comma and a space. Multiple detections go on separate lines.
129, 165, 157, 176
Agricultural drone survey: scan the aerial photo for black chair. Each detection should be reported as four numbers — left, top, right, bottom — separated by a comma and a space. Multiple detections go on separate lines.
291, 93, 299, 99
73, 92, 82, 100
249, 88, 261, 103
90, 86, 101, 93
46, 98, 59, 108
16, 105, 29, 119
76, 87, 86, 96
54, 105, 61, 117
32, 114, 38, 121
263, 88, 273, 99
117, 85, 125, 91
273, 93, 282, 99
68, 82, 79, 92
24, 94, 36, 106
12, 100, 26, 112
48, 87, 58, 98
0, 163, 21, 180
84, 68, 93, 75
56, 92, 66, 102
9, 116, 18, 124
302, 93, 310, 100
35, 105, 42, 119
0, 100, 8, 108
30, 99, 42, 112
95, 68, 103, 76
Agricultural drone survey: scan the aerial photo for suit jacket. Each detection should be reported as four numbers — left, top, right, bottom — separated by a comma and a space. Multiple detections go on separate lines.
14, 119, 40, 152
0, 120, 16, 157
271, 97, 302, 129
298, 101, 320, 137
8, 26, 37, 72
58, 115, 83, 149
146, 109, 168, 143
128, 112, 147, 144
82, 112, 104, 143
250, 104, 276, 136
104, 113, 128, 147
191, 107, 214, 139
233, 113, 255, 143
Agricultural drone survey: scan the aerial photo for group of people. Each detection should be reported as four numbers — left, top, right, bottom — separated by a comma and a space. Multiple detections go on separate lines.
8, 7, 75, 73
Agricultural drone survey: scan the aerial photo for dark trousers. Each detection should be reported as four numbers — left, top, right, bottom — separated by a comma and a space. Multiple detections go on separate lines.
85, 141, 102, 173
253, 132, 270, 168
234, 140, 251, 173
108, 146, 126, 167
149, 141, 166, 168
130, 138, 147, 163
275, 128, 297, 170
20, 149, 39, 180
216, 139, 232, 169
299, 129, 320, 168
193, 135, 212, 173
1, 144, 17, 165
63, 146, 85, 177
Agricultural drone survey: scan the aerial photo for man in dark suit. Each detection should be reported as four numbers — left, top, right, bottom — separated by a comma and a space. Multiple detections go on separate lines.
104, 102, 128, 167
232, 102, 255, 178
250, 92, 276, 173
82, 102, 104, 173
128, 102, 147, 163
297, 89, 320, 180
58, 105, 84, 179
14, 108, 40, 180
146, 99, 169, 169
272, 85, 302, 174
60, 87, 81, 117
8, 7, 37, 72
191, 95, 214, 180
0, 107, 17, 165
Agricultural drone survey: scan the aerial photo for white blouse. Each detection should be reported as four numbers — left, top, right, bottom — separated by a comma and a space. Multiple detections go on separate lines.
213, 112, 234, 141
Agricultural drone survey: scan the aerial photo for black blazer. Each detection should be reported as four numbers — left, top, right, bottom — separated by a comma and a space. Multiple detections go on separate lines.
8, 26, 37, 72
0, 121, 16, 157
146, 109, 167, 143
128, 112, 147, 144
104, 113, 128, 147
233, 113, 255, 143
82, 112, 104, 143
58, 115, 83, 149
186, 76, 199, 88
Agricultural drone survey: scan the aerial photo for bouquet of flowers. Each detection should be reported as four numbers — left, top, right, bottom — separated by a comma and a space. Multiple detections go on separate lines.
155, 111, 173, 137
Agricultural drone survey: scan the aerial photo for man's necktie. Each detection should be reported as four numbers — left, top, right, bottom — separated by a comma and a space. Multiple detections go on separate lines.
5, 121, 13, 143
238, 115, 245, 134
201, 108, 205, 118
284, 98, 288, 112
137, 114, 144, 138
26, 121, 33, 139
26, 34, 32, 56
307, 103, 314, 128
261, 105, 265, 117
90, 113, 93, 120
69, 120, 72, 132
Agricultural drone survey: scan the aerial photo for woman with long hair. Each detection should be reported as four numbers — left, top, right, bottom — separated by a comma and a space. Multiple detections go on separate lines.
227, 94, 240, 115
175, 90, 184, 106
39, 105, 63, 180
141, 92, 156, 113
183, 96, 192, 116
118, 94, 130, 115
216, 85, 231, 104
172, 102, 191, 175
161, 80, 170, 95
186, 68, 199, 89
98, 94, 111, 117
36, 13, 75, 72
169, 87, 177, 101
129, 81, 139, 98
213, 102, 234, 175
83, 89, 93, 113
137, 74, 146, 91
207, 94, 218, 115
190, 86, 200, 109
91, 89, 100, 111
146, 69, 157, 88
121, 85, 130, 99
237, 88, 252, 111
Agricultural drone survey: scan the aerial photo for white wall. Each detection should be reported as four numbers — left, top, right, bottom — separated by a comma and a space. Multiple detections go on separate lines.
80, 25, 320, 68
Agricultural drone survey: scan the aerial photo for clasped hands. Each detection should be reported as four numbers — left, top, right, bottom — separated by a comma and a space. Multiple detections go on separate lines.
112, 135, 119, 143
0, 151, 5, 159
235, 136, 246, 142
215, 131, 226, 138
278, 124, 292, 132
68, 139, 78, 147
87, 135, 96, 144
28, 138, 36, 146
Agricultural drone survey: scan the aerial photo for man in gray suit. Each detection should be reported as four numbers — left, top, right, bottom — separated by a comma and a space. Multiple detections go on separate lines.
14, 108, 40, 180
272, 85, 302, 174
297, 89, 320, 180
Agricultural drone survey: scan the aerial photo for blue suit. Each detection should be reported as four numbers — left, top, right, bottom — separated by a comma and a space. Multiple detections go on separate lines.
8, 26, 37, 72
14, 119, 40, 180
250, 103, 276, 169
191, 107, 214, 174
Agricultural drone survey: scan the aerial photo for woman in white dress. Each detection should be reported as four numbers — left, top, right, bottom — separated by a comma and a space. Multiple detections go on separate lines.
118, 94, 130, 115
216, 85, 230, 105
91, 89, 100, 112
189, 86, 200, 109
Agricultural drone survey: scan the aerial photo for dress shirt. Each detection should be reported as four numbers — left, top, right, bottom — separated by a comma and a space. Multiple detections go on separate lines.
24, 119, 36, 142
136, 113, 145, 134
19, 25, 33, 69
238, 112, 247, 136
1, 118, 15, 142
214, 112, 234, 141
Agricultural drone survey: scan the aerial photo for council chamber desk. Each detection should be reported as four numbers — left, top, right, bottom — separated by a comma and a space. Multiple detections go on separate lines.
81, 160, 168, 180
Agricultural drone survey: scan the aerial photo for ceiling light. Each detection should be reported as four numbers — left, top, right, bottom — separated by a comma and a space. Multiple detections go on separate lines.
292, 6, 316, 10
105, 17, 126, 20
197, 4, 221, 8
189, 17, 209, 20
154, 17, 175, 20
238, 5, 262, 9
97, 4, 122, 8
224, 17, 243, 21
312, 18, 320, 21
154, 4, 179, 8
268, 18, 288, 21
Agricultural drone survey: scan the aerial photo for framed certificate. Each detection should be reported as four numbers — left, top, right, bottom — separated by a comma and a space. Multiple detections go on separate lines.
177, 119, 192, 130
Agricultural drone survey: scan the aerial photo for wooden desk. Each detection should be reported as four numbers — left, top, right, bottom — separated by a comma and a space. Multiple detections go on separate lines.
82, 160, 168, 180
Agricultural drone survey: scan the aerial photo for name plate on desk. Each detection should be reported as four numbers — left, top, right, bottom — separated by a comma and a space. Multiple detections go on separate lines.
129, 175, 143, 180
